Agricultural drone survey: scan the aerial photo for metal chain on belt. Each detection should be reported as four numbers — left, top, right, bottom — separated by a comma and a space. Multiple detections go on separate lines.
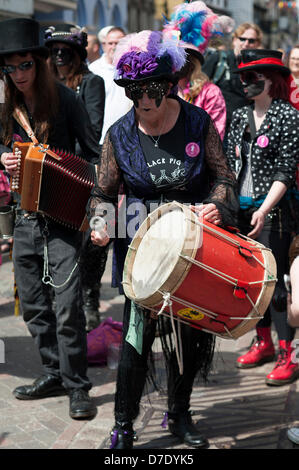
41, 220, 79, 289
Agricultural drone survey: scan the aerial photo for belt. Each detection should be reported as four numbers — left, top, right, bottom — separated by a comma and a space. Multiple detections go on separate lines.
15, 209, 41, 219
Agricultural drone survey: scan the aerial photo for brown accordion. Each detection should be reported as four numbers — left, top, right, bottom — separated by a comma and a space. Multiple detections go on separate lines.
12, 142, 96, 230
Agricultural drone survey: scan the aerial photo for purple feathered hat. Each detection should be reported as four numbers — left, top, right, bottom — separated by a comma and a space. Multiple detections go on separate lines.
113, 30, 186, 87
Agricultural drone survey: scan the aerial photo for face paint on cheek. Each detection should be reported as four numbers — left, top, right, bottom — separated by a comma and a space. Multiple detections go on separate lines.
155, 96, 163, 108
51, 48, 74, 67
242, 80, 265, 99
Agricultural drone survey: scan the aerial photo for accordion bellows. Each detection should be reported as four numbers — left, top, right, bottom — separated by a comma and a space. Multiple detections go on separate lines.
12, 142, 96, 230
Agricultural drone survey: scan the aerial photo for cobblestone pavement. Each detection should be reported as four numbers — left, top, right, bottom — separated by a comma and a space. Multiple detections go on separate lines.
1, 249, 299, 451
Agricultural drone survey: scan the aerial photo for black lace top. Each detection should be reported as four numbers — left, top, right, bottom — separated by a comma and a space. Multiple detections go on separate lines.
89, 96, 239, 228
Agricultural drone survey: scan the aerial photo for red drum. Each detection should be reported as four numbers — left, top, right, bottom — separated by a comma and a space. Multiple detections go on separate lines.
123, 202, 277, 339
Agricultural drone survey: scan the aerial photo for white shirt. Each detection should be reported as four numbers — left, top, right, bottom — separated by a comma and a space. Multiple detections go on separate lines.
89, 55, 132, 144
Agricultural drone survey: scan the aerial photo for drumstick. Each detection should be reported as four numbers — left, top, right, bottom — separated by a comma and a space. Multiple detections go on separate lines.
90, 216, 106, 236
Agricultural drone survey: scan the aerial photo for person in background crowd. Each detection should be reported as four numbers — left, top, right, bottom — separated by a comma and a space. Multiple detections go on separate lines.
0, 18, 100, 419
287, 45, 299, 87
89, 26, 132, 146
226, 49, 299, 387
202, 22, 263, 144
86, 32, 101, 65
45, 23, 105, 154
45, 24, 107, 332
163, 1, 230, 141
98, 25, 114, 55
287, 238, 299, 327
88, 25, 114, 73
89, 29, 239, 450
286, 223, 299, 445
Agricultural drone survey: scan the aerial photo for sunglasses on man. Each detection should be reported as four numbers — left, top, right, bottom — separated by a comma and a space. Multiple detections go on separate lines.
0, 60, 34, 75
238, 37, 257, 45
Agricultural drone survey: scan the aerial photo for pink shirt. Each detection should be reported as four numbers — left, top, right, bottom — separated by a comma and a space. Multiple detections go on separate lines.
182, 82, 226, 141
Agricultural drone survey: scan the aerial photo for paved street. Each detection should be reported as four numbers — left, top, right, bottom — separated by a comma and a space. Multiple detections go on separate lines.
0, 248, 299, 450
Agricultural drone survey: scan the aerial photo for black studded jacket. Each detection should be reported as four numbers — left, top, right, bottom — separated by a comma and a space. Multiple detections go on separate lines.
226, 99, 299, 233
226, 99, 299, 199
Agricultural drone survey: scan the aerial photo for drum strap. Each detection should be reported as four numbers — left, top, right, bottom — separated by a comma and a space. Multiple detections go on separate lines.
157, 293, 184, 376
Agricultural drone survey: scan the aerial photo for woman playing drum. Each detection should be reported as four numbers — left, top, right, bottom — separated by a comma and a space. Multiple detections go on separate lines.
89, 30, 239, 449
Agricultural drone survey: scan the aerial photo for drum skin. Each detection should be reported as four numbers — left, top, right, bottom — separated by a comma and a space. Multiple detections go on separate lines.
123, 202, 277, 339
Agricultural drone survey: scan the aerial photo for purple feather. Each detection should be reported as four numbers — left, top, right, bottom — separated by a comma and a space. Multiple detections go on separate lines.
161, 412, 168, 429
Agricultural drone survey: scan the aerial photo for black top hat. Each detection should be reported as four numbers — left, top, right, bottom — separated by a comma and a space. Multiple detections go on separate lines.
44, 24, 88, 61
235, 49, 290, 76
0, 18, 48, 58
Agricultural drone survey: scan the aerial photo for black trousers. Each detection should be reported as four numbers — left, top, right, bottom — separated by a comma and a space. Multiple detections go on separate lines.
114, 298, 214, 424
12, 215, 91, 391
238, 210, 294, 342
255, 230, 294, 341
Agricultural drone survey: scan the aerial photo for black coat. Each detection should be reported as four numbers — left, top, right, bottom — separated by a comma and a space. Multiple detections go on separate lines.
202, 50, 249, 127
76, 70, 105, 155
226, 99, 299, 198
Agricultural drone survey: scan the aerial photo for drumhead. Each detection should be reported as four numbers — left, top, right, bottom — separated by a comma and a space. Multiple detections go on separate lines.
123, 202, 202, 306
132, 209, 186, 299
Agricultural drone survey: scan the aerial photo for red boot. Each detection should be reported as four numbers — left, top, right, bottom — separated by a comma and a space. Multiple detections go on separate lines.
266, 340, 299, 386
236, 327, 275, 369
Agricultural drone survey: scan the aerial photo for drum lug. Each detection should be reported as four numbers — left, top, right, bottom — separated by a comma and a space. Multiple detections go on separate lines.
239, 246, 253, 258
234, 280, 249, 299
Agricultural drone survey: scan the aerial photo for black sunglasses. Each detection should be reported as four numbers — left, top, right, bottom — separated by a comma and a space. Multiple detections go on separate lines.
125, 81, 169, 101
1, 60, 34, 75
238, 37, 257, 45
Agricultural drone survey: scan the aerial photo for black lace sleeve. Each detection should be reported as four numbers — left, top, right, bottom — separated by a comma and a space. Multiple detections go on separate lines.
88, 132, 121, 219
203, 119, 239, 227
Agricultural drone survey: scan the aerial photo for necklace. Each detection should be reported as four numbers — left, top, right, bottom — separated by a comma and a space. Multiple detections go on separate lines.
150, 134, 162, 148
141, 110, 168, 148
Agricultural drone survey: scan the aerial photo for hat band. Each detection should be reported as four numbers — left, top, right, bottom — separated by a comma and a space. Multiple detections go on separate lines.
238, 58, 285, 69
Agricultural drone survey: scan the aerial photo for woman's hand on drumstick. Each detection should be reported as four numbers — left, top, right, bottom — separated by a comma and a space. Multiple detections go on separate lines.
0, 152, 18, 176
190, 203, 221, 226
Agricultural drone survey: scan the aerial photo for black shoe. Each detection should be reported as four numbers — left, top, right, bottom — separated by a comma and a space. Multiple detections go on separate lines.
13, 375, 66, 400
168, 412, 209, 448
69, 389, 97, 420
110, 427, 136, 449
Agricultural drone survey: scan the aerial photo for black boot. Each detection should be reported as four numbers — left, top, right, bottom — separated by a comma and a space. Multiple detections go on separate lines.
82, 285, 101, 332
168, 411, 209, 448
69, 389, 97, 420
110, 422, 136, 449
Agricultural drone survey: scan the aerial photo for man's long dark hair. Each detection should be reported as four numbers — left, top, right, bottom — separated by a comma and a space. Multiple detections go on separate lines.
1, 52, 59, 145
